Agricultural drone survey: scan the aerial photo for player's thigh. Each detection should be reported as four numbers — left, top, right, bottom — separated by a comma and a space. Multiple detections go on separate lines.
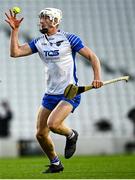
36, 105, 52, 133
48, 101, 73, 126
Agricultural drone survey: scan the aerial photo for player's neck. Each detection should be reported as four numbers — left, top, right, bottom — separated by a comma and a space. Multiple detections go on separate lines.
46, 28, 58, 36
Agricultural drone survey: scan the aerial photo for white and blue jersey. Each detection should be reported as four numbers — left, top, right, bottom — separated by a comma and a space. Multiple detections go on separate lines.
28, 30, 84, 95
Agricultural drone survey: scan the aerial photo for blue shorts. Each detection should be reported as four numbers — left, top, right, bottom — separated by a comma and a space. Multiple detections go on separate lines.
42, 94, 81, 113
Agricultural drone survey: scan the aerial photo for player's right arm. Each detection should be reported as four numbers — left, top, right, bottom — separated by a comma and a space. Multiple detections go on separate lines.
5, 9, 32, 58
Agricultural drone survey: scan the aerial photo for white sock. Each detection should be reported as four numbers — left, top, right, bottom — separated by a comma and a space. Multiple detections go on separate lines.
52, 161, 60, 165
51, 156, 60, 165
67, 131, 75, 139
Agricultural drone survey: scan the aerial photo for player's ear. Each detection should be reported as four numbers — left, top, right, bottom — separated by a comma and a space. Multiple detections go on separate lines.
53, 18, 59, 28
54, 17, 58, 23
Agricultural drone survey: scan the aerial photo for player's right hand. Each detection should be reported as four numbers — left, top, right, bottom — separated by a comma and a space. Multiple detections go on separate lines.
92, 80, 103, 88
5, 9, 24, 30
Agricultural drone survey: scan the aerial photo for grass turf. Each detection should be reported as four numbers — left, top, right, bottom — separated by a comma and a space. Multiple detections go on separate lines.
0, 155, 135, 179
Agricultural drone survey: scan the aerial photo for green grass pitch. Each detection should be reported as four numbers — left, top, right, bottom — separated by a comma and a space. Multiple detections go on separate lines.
0, 155, 135, 179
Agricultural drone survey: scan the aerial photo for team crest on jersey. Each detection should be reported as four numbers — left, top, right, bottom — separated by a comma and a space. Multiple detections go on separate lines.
41, 43, 47, 45
44, 50, 59, 57
56, 40, 64, 46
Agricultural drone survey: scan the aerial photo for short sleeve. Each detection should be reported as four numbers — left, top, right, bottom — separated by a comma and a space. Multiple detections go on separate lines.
67, 34, 84, 52
28, 39, 38, 53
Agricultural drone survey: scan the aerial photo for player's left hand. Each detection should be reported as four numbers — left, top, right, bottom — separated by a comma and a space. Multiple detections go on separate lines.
92, 80, 103, 88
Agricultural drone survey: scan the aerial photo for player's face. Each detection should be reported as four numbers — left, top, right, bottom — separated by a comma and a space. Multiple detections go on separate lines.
39, 16, 53, 30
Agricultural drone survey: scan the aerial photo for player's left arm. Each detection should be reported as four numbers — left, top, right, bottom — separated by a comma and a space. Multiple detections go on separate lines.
78, 46, 103, 88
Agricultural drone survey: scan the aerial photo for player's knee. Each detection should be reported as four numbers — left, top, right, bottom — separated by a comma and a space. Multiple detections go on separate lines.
36, 130, 47, 140
47, 120, 58, 132
36, 132, 43, 140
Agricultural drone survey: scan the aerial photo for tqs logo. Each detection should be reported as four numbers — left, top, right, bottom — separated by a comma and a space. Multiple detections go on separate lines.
44, 50, 59, 57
